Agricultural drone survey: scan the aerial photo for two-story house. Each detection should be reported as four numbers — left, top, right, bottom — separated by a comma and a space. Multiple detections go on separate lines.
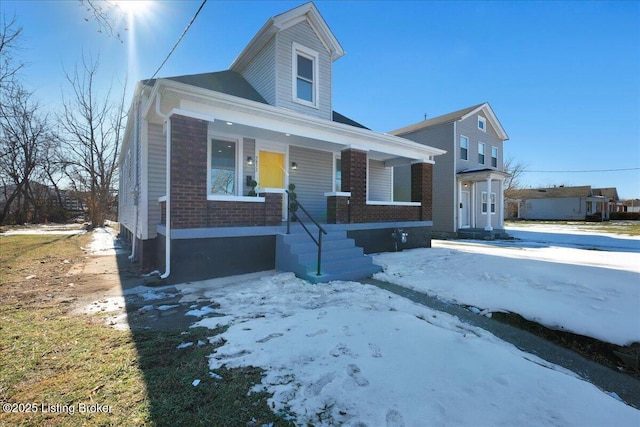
391, 103, 510, 239
118, 2, 445, 283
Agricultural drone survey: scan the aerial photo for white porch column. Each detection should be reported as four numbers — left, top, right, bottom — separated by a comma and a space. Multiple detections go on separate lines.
485, 176, 493, 231
457, 179, 462, 231
498, 178, 504, 228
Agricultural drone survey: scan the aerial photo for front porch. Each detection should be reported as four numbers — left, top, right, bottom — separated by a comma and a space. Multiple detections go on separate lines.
456, 168, 510, 239
152, 112, 442, 283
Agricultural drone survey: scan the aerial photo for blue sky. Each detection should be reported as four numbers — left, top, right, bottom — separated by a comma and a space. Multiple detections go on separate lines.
4, 0, 639, 198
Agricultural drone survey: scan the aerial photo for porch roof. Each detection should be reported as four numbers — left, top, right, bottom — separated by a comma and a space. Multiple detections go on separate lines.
146, 77, 446, 164
457, 168, 510, 182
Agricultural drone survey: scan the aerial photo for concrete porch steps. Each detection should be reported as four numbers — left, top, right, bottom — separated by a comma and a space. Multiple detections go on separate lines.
276, 230, 382, 284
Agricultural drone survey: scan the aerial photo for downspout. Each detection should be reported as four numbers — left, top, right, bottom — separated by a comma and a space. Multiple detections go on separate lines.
155, 92, 171, 279
128, 96, 140, 262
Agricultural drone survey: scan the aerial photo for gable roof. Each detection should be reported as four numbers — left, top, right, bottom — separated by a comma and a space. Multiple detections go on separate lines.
230, 2, 345, 72
390, 102, 509, 141
158, 71, 269, 104
593, 187, 619, 200
510, 186, 593, 200
147, 70, 368, 130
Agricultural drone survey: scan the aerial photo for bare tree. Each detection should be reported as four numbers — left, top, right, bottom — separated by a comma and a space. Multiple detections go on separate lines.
0, 13, 23, 92
58, 54, 125, 227
79, 0, 128, 43
0, 84, 57, 224
503, 156, 528, 199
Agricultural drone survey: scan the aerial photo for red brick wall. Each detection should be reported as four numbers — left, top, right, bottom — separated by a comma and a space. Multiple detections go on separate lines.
341, 148, 427, 223
167, 114, 282, 229
341, 149, 367, 222
327, 195, 349, 224
411, 162, 433, 221
170, 115, 208, 229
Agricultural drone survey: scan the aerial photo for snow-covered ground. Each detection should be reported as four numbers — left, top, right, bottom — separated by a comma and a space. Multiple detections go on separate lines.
374, 224, 640, 346
1, 223, 86, 235
82, 224, 640, 425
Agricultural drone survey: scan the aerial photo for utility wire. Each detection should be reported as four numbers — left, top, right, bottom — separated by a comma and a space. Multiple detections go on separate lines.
143, 0, 207, 89
523, 167, 640, 173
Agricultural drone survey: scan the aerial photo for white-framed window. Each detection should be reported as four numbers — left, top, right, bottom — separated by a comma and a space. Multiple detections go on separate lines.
478, 142, 485, 165
292, 42, 319, 107
478, 116, 486, 132
481, 192, 496, 214
460, 136, 468, 161
491, 146, 498, 168
209, 138, 238, 195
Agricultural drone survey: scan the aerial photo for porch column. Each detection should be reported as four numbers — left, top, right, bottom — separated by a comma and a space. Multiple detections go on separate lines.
411, 161, 433, 221
485, 175, 493, 231
498, 178, 504, 227
342, 148, 367, 223
457, 179, 463, 231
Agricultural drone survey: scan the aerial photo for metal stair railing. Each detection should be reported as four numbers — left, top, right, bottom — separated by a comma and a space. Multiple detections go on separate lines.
285, 189, 328, 277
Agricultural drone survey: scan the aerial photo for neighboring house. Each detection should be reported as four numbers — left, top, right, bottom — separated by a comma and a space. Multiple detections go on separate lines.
118, 2, 445, 283
390, 103, 510, 239
622, 199, 640, 213
592, 187, 620, 214
507, 185, 611, 221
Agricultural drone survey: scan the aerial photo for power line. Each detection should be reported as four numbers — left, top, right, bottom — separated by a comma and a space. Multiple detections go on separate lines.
144, 0, 207, 87
523, 167, 640, 173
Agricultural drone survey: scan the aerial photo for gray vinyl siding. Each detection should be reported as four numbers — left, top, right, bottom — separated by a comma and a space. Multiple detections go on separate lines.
456, 113, 504, 173
398, 122, 456, 233
369, 159, 392, 201
289, 146, 333, 221
147, 122, 166, 238
520, 197, 586, 220
240, 38, 276, 105
242, 138, 256, 195
274, 20, 332, 120
473, 180, 502, 228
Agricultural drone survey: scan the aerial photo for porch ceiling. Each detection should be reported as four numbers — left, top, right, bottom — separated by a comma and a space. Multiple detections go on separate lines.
209, 117, 416, 165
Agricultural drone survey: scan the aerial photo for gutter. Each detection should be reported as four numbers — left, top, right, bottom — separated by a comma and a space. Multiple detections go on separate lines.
155, 92, 171, 279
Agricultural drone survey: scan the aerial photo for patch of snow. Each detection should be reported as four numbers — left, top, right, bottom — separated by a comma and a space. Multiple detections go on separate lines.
177, 342, 194, 349
157, 304, 179, 311
192, 379, 200, 387
190, 273, 639, 426
85, 226, 126, 256
186, 306, 218, 317
2, 223, 86, 235
374, 227, 640, 346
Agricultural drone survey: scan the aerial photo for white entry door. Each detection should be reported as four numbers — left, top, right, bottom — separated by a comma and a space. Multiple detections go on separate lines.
460, 191, 470, 228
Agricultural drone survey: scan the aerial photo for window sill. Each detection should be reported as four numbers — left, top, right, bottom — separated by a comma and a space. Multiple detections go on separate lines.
207, 195, 265, 203
366, 201, 421, 207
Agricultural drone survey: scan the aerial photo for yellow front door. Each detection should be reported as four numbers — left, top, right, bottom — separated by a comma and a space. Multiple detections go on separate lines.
258, 151, 285, 188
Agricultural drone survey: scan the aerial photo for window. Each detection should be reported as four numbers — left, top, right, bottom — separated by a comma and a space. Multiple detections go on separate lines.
296, 54, 313, 102
491, 146, 498, 168
478, 142, 485, 164
335, 157, 342, 192
460, 136, 468, 161
478, 116, 486, 132
482, 192, 496, 214
292, 43, 318, 106
210, 139, 236, 195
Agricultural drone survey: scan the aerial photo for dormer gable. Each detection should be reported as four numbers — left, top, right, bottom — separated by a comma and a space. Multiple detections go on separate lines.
230, 2, 344, 120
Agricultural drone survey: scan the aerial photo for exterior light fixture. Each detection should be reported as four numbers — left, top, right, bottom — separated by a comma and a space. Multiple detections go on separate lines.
291, 162, 298, 171
247, 156, 254, 166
